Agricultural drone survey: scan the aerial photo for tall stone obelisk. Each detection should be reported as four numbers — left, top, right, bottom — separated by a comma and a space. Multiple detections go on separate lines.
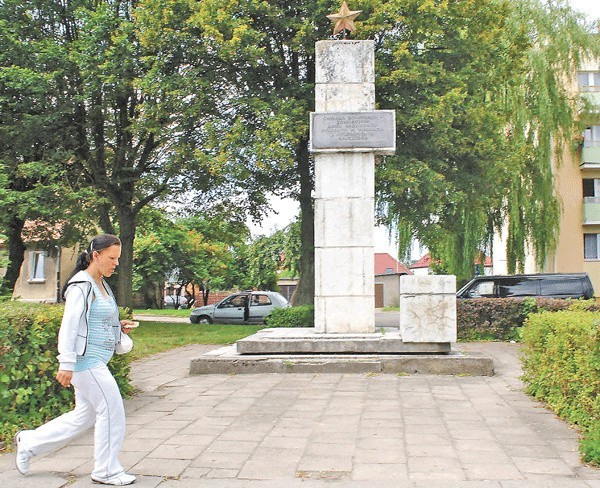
311, 40, 395, 333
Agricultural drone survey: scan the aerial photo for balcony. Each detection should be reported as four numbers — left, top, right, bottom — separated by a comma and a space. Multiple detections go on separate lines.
582, 142, 600, 166
583, 196, 600, 224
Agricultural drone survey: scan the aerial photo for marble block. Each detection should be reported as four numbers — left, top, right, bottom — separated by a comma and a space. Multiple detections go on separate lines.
315, 197, 374, 248
315, 40, 375, 84
314, 153, 374, 199
315, 247, 374, 297
315, 295, 375, 333
399, 275, 457, 343
315, 83, 375, 112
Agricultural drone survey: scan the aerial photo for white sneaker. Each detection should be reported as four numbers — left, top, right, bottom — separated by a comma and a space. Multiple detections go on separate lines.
14, 431, 31, 475
91, 472, 136, 485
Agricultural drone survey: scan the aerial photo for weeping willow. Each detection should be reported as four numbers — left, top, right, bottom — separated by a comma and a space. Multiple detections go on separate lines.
375, 0, 599, 281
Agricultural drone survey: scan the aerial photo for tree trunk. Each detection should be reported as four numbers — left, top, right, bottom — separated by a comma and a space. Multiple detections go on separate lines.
0, 217, 26, 296
116, 207, 136, 308
291, 138, 314, 306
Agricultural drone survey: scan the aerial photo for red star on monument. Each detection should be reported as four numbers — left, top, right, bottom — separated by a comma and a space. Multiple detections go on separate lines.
326, 1, 362, 37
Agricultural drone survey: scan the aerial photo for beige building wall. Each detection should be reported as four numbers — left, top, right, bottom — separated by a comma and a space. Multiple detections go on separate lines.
12, 245, 79, 303
546, 56, 600, 293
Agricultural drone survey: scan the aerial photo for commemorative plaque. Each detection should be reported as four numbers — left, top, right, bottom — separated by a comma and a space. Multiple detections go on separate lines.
310, 110, 396, 154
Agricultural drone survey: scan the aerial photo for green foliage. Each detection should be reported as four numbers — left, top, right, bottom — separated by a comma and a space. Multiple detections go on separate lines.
265, 305, 314, 328
134, 210, 243, 307
0, 302, 132, 449
240, 221, 301, 291
457, 298, 598, 341
520, 309, 600, 465
373, 0, 598, 281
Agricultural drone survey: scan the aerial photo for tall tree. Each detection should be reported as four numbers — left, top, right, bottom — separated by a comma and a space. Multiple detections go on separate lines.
0, 0, 223, 305
0, 3, 94, 294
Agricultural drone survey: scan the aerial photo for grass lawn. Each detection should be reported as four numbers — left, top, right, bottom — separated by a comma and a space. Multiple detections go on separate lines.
127, 321, 264, 361
133, 308, 191, 317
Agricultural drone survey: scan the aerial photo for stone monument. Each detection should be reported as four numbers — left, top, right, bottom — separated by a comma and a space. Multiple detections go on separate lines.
311, 40, 395, 334
188, 3, 489, 375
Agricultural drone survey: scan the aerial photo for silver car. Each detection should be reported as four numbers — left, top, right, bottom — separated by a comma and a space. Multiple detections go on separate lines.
189, 291, 290, 324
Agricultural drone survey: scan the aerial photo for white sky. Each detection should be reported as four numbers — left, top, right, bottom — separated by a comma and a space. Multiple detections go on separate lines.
248, 0, 599, 260
567, 0, 600, 23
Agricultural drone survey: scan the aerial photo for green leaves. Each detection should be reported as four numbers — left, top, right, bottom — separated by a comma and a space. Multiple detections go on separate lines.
521, 306, 600, 465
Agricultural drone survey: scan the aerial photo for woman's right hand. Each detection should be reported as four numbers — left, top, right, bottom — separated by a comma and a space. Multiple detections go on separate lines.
56, 369, 73, 388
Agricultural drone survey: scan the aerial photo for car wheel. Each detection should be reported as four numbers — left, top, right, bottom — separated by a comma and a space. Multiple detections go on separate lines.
190, 316, 199, 324
198, 316, 212, 325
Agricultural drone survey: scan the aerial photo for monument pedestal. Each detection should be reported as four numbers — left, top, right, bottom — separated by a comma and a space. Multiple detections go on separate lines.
189, 339, 493, 376
236, 328, 450, 354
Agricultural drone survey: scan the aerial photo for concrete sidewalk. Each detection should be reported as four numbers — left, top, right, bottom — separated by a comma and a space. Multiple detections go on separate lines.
1, 342, 599, 487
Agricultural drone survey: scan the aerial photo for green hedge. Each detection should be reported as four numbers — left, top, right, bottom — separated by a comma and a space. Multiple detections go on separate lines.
0, 302, 133, 449
457, 298, 599, 341
265, 305, 314, 327
520, 309, 600, 465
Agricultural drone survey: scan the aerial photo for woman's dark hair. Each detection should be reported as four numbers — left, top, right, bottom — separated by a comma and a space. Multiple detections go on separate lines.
61, 234, 121, 299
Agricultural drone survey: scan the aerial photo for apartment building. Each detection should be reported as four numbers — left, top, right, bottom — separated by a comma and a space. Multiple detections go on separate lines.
492, 57, 600, 295
543, 59, 600, 292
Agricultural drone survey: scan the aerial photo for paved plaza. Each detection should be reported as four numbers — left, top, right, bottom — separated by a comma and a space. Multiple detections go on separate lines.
1, 342, 599, 487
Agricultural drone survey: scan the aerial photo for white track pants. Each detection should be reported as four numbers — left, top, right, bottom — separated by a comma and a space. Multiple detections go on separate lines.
19, 364, 126, 478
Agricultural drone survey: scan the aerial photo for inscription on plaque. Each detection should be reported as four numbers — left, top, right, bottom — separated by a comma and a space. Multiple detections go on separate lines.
310, 110, 395, 152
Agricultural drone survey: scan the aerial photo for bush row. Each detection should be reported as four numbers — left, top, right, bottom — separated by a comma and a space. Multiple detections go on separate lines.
457, 298, 599, 340
265, 305, 314, 327
520, 309, 600, 466
0, 301, 133, 449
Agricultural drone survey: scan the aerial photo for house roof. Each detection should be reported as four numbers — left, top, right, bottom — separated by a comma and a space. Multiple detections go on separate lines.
410, 253, 492, 269
374, 252, 412, 275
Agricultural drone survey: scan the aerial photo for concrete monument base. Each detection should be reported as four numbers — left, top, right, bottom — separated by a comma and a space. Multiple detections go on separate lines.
189, 346, 493, 376
236, 327, 450, 354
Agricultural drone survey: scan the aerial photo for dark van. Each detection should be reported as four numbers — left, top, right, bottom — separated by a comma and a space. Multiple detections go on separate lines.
456, 273, 594, 299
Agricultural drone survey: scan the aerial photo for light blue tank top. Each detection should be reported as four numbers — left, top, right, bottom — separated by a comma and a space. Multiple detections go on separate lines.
74, 280, 120, 372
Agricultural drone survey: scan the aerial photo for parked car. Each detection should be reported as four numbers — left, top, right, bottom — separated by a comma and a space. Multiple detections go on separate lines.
164, 294, 188, 309
456, 273, 594, 299
190, 291, 290, 324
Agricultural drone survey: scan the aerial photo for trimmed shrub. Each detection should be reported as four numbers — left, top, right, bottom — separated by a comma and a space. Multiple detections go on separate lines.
457, 298, 598, 341
0, 302, 133, 449
265, 305, 314, 327
520, 309, 600, 466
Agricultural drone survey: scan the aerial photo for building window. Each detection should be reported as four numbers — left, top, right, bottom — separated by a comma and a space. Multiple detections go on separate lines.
29, 251, 46, 282
385, 267, 393, 274
583, 178, 600, 198
583, 126, 600, 148
579, 71, 600, 92
584, 234, 600, 260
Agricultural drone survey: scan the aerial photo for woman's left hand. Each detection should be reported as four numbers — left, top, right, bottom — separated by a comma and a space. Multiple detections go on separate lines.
120, 320, 139, 334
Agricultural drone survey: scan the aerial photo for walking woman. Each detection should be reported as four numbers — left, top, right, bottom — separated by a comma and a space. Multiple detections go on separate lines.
15, 234, 137, 486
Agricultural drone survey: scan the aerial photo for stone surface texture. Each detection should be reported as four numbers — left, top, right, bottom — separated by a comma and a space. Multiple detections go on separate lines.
399, 275, 457, 343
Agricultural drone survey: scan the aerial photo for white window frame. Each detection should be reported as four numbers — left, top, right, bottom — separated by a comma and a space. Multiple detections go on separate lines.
579, 71, 600, 92
584, 234, 600, 260
29, 251, 46, 283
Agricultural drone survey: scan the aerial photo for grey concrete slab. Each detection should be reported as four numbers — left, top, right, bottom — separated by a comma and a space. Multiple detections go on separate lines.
236, 327, 450, 354
190, 344, 494, 375
2, 342, 599, 486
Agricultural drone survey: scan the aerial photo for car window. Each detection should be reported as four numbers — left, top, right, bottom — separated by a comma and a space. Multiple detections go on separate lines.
470, 281, 494, 297
219, 295, 246, 308
498, 278, 539, 297
541, 277, 582, 297
249, 294, 272, 307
